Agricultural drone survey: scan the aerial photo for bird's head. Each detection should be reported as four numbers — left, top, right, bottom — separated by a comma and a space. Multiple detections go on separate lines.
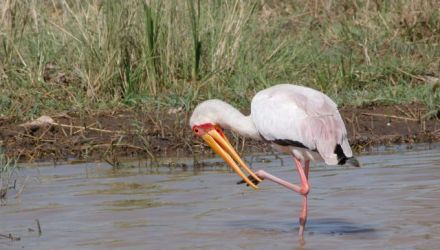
190, 101, 261, 189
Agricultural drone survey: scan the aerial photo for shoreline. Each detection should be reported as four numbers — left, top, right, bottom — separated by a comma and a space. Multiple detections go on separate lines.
1, 103, 439, 163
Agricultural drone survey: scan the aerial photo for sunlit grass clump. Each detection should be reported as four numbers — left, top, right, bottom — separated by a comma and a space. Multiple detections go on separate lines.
0, 0, 439, 118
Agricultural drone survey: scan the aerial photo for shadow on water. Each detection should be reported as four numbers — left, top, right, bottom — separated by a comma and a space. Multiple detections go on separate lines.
306, 218, 377, 236
226, 218, 377, 237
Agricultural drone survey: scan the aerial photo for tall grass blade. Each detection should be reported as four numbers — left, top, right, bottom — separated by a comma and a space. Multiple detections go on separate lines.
187, 0, 201, 81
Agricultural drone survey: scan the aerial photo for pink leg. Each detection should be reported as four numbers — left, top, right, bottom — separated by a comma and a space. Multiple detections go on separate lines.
253, 157, 310, 237
304, 160, 310, 179
299, 160, 310, 236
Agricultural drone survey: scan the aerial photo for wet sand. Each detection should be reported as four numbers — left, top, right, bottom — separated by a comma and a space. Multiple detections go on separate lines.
1, 144, 440, 249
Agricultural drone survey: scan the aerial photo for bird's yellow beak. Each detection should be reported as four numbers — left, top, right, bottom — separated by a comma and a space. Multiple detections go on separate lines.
201, 128, 262, 189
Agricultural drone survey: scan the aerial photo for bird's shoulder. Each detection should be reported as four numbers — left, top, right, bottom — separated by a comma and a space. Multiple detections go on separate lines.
251, 84, 338, 116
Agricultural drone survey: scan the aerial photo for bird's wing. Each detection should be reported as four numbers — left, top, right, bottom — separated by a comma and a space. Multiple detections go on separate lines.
251, 84, 352, 165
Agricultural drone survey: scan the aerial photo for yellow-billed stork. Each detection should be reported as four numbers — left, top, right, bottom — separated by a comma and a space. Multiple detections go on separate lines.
190, 84, 360, 237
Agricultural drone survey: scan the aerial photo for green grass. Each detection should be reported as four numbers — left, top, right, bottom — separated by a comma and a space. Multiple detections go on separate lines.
0, 149, 18, 200
0, 0, 439, 119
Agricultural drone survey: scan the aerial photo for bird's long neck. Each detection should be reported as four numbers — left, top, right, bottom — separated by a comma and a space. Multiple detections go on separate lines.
216, 104, 261, 140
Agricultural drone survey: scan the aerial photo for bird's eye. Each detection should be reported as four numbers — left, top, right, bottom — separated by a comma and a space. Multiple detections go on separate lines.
194, 128, 199, 133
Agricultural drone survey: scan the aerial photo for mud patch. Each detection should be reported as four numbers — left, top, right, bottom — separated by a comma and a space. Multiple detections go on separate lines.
0, 103, 439, 162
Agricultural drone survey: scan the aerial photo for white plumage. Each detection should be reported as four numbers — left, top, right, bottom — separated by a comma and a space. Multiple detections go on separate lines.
251, 84, 352, 165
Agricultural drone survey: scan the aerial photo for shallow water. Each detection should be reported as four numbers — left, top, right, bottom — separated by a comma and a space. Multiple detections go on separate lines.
1, 144, 440, 249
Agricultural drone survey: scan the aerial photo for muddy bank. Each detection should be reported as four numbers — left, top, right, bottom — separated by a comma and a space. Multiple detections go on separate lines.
0, 104, 439, 163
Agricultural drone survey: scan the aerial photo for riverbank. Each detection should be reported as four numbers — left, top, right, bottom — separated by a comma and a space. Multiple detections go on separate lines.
1, 103, 438, 163
1, 1, 439, 163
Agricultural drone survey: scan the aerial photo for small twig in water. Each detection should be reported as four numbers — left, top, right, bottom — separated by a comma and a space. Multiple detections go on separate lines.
15, 176, 30, 199
0, 189, 6, 200
0, 233, 20, 241
9, 179, 17, 190
36, 219, 42, 236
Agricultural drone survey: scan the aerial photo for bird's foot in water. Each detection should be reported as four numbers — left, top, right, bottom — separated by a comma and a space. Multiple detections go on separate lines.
236, 172, 263, 186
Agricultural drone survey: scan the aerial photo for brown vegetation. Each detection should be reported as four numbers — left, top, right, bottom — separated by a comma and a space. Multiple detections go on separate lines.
0, 104, 438, 163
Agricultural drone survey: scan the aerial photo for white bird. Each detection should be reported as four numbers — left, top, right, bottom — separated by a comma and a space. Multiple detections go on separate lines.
190, 84, 359, 237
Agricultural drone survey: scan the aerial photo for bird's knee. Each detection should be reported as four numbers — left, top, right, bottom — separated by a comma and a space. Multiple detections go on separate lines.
255, 170, 266, 179
300, 185, 310, 195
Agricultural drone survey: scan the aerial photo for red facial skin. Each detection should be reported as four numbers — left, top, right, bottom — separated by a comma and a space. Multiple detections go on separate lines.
192, 123, 226, 138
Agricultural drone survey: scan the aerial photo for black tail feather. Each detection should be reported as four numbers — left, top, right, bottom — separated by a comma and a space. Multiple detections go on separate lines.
334, 144, 361, 167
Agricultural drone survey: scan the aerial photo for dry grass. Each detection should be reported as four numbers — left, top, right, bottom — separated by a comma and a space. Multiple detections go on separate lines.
0, 0, 439, 119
